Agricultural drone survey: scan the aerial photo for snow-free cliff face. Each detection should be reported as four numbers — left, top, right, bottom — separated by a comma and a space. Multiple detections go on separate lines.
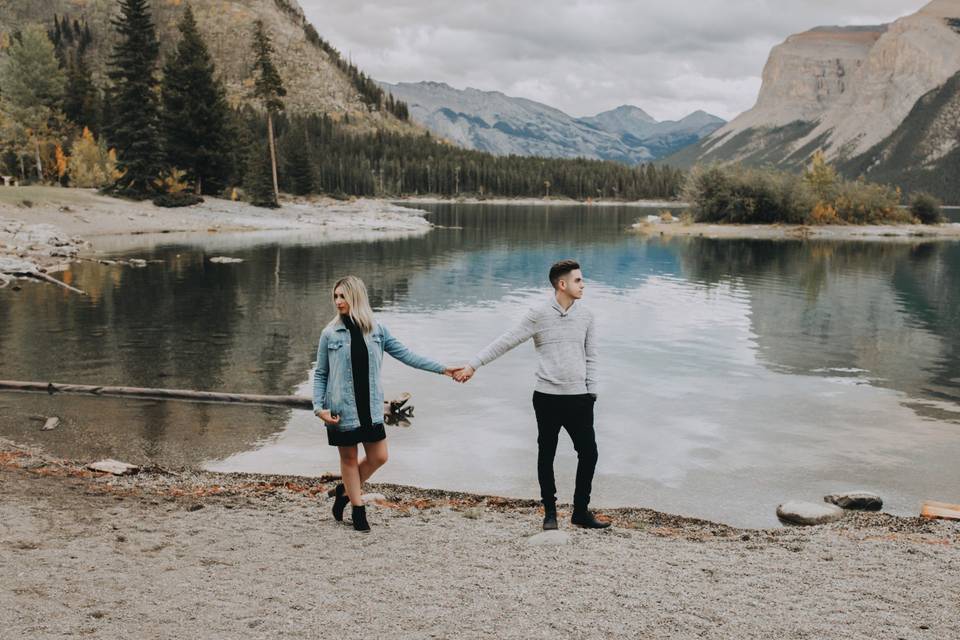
691, 0, 960, 165
380, 81, 723, 163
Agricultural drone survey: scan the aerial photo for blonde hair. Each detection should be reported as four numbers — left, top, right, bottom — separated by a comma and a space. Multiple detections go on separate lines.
329, 275, 375, 335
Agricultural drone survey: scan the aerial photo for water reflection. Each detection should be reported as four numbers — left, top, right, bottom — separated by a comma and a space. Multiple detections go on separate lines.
1, 203, 958, 526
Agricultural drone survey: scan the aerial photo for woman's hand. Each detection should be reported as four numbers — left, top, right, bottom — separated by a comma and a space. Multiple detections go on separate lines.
443, 365, 470, 381
453, 365, 475, 383
315, 409, 340, 426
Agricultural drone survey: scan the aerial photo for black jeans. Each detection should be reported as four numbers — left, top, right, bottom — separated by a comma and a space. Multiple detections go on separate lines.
532, 391, 598, 512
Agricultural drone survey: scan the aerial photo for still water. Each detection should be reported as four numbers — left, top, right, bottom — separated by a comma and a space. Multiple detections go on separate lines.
2, 203, 959, 527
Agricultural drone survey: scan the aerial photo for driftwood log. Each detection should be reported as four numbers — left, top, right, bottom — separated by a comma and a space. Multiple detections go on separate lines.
0, 380, 414, 423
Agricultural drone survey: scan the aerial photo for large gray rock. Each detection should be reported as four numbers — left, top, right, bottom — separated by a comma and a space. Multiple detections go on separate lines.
87, 459, 140, 476
776, 501, 844, 526
824, 491, 883, 511
526, 531, 570, 546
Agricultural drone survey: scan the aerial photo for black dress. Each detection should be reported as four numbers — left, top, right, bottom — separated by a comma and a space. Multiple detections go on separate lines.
327, 315, 386, 447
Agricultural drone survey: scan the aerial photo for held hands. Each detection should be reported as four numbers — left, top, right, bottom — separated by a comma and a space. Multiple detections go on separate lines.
452, 365, 475, 383
441, 365, 475, 383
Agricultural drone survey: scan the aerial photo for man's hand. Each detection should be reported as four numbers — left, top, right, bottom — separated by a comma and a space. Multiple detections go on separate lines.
315, 409, 340, 426
453, 365, 475, 383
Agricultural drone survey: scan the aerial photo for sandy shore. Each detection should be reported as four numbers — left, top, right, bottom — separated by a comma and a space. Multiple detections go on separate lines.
2, 438, 958, 639
633, 219, 960, 241
0, 187, 431, 288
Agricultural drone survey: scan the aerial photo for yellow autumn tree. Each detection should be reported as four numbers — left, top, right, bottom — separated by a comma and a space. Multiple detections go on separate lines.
67, 127, 116, 188
54, 144, 68, 179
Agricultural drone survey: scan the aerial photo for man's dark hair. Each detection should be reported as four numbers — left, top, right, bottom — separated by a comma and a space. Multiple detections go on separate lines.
549, 259, 580, 289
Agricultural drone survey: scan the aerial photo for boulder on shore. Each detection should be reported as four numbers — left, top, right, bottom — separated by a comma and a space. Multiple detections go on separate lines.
87, 459, 140, 476
824, 491, 883, 511
776, 501, 844, 526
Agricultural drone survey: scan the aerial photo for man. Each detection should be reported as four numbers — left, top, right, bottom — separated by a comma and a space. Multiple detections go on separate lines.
456, 259, 608, 530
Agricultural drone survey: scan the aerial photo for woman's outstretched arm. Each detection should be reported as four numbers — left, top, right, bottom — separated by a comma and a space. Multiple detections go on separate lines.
380, 325, 448, 374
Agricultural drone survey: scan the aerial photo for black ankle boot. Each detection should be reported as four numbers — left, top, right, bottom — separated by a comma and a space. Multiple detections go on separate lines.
330, 484, 348, 522
351, 505, 371, 532
571, 508, 610, 529
542, 505, 558, 531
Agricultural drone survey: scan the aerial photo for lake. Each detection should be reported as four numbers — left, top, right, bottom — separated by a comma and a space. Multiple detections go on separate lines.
2, 203, 959, 527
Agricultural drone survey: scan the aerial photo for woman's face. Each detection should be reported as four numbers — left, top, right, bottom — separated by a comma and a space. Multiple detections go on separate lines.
334, 286, 350, 315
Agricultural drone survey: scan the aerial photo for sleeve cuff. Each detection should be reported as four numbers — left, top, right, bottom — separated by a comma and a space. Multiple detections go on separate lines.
467, 357, 483, 370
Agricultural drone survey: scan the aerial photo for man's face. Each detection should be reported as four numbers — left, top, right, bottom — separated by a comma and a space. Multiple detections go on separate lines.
560, 269, 585, 299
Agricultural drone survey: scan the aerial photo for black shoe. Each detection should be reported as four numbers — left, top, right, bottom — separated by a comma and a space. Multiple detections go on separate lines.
542, 507, 558, 531
330, 484, 348, 522
571, 509, 610, 529
351, 505, 371, 532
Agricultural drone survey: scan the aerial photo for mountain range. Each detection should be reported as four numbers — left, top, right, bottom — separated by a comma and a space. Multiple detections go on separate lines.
669, 0, 960, 200
380, 81, 725, 164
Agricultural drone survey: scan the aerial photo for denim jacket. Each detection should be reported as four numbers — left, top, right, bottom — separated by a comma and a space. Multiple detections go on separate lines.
312, 320, 445, 430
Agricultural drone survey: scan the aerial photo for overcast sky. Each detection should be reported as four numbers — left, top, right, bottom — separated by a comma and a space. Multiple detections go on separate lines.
299, 0, 926, 121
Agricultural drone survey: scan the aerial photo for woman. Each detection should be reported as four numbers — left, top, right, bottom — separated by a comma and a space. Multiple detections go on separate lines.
313, 275, 458, 532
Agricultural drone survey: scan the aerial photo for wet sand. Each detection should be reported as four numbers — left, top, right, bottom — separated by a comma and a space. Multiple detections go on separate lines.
2, 439, 958, 639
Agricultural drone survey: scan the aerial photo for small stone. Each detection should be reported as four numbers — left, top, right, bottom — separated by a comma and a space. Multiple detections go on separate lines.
776, 501, 845, 526
527, 531, 571, 546
824, 491, 883, 511
86, 459, 140, 476
187, 504, 204, 512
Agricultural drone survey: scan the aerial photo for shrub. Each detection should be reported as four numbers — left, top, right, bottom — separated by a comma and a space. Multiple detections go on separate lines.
684, 160, 910, 226
152, 192, 203, 208
833, 180, 907, 224
909, 192, 944, 224
684, 165, 814, 224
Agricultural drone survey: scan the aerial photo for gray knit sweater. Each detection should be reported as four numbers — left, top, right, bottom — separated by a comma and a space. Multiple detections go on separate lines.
468, 297, 598, 396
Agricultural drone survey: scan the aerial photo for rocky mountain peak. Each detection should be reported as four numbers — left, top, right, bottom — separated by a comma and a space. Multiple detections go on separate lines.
701, 0, 960, 162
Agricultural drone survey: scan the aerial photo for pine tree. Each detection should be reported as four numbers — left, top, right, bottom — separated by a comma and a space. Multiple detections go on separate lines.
106, 0, 164, 197
281, 125, 313, 195
0, 25, 66, 182
161, 5, 232, 195
245, 141, 279, 207
64, 53, 100, 132
250, 19, 286, 204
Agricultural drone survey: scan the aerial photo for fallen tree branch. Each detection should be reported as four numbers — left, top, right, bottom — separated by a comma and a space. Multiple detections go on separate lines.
0, 379, 313, 409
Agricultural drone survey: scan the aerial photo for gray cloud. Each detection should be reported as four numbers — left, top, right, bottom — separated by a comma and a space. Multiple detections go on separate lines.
299, 1, 925, 120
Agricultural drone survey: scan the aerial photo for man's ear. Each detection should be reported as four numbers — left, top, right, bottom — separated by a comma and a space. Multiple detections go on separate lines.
556, 278, 566, 292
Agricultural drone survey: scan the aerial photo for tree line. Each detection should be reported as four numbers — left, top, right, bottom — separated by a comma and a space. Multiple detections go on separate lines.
0, 0, 683, 207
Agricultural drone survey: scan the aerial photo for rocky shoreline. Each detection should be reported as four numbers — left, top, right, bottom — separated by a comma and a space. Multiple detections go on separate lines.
2, 437, 958, 638
0, 186, 432, 292
633, 218, 960, 241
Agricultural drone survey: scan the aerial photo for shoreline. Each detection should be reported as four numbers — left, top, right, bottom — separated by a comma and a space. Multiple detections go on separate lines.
2, 437, 959, 638
0, 187, 432, 289
0, 436, 952, 534
633, 219, 960, 241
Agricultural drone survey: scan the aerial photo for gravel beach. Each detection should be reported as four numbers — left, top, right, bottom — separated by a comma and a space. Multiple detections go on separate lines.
2, 439, 958, 640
